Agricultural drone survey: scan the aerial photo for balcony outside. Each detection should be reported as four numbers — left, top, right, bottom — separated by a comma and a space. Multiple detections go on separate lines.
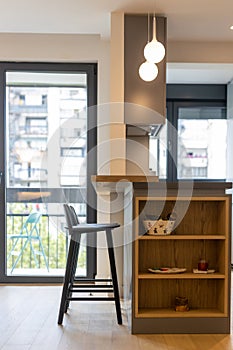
6, 72, 88, 277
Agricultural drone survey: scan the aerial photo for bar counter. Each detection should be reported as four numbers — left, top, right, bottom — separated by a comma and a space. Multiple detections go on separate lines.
91, 176, 232, 334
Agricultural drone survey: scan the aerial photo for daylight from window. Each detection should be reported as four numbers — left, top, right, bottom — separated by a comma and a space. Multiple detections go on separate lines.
178, 119, 227, 179
6, 72, 88, 277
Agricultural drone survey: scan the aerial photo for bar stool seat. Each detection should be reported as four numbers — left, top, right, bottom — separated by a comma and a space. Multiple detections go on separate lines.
58, 204, 122, 325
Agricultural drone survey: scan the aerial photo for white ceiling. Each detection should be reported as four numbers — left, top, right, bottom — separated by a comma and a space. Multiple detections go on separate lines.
1, 0, 233, 84
1, 0, 233, 41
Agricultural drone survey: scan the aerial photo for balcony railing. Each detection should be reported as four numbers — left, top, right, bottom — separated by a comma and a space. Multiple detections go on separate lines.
9, 104, 48, 114
6, 213, 86, 276
14, 168, 48, 183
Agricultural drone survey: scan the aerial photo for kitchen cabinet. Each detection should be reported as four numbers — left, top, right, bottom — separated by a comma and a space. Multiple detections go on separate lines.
132, 184, 231, 333
92, 177, 232, 333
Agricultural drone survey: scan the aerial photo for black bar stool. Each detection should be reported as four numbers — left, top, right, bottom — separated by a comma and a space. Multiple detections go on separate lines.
58, 204, 122, 325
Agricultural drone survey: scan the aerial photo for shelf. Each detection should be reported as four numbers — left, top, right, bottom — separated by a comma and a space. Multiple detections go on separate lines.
138, 235, 226, 240
92, 175, 159, 183
133, 190, 231, 333
137, 308, 227, 318
138, 272, 225, 280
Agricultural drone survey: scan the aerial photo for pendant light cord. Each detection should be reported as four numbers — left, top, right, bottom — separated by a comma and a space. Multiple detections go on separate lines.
147, 13, 150, 43
153, 14, 157, 41
153, 0, 156, 41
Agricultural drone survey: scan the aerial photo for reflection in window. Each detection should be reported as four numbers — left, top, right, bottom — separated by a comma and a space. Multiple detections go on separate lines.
178, 116, 227, 180
149, 123, 167, 179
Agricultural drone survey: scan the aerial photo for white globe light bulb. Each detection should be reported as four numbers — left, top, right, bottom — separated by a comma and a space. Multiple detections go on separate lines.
144, 40, 165, 64
138, 61, 158, 82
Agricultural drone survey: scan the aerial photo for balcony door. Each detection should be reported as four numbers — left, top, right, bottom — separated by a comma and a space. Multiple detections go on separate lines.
0, 62, 97, 282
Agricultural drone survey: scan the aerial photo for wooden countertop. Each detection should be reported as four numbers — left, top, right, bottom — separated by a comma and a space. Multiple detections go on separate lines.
91, 175, 159, 183
91, 177, 232, 196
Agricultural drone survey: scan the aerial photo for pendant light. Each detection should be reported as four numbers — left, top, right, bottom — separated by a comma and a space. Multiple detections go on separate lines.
138, 13, 165, 82
144, 15, 165, 64
138, 61, 158, 82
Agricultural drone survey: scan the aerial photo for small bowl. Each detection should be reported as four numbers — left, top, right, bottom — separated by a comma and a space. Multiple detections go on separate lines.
143, 219, 175, 235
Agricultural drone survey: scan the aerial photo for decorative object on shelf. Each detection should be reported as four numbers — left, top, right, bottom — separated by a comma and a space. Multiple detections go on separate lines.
175, 296, 189, 312
198, 258, 209, 271
193, 268, 215, 274
139, 13, 165, 82
143, 218, 175, 235
148, 267, 187, 274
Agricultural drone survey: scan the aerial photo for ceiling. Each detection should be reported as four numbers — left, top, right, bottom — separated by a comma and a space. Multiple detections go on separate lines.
1, 0, 233, 41
1, 0, 233, 84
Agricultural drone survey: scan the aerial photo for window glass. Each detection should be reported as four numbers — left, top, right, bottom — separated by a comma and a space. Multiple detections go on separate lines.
177, 107, 227, 180
149, 123, 167, 179
5, 71, 88, 277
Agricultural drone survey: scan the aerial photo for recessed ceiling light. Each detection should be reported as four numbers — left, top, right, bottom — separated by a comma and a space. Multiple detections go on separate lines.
230, 25, 233, 30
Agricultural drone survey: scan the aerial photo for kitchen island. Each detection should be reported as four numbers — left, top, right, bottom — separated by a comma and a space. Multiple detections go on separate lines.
92, 176, 232, 334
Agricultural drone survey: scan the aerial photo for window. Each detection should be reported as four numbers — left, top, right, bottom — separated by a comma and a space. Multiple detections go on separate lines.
163, 84, 227, 181
149, 122, 167, 179
0, 62, 97, 283
177, 108, 227, 180
26, 117, 47, 135
61, 147, 84, 157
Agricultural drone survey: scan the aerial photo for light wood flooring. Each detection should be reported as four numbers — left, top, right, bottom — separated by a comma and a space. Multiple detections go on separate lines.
0, 285, 233, 350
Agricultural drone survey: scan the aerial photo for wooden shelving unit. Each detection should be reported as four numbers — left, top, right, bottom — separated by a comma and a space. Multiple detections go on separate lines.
133, 193, 231, 333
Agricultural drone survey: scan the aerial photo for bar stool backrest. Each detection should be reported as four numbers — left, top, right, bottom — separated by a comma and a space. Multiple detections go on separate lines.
63, 204, 79, 235
69, 206, 79, 225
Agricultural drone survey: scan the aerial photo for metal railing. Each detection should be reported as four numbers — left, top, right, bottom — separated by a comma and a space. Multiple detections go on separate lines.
6, 213, 68, 272
6, 187, 88, 275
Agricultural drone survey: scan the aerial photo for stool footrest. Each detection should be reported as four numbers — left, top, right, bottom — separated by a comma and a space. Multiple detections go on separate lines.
70, 288, 114, 293
67, 297, 116, 301
74, 278, 112, 283
70, 285, 113, 289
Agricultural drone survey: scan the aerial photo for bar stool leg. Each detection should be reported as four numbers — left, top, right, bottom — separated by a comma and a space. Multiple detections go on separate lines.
106, 229, 122, 325
64, 237, 80, 313
58, 237, 79, 325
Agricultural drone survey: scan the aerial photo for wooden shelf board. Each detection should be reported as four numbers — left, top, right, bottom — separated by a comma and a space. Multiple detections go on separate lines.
138, 235, 226, 240
91, 175, 159, 183
138, 272, 225, 279
136, 308, 227, 318
136, 195, 229, 201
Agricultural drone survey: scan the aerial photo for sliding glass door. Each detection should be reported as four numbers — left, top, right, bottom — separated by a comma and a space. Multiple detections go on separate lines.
0, 62, 97, 282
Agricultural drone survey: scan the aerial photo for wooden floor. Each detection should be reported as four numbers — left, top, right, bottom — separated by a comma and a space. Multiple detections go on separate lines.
0, 285, 233, 350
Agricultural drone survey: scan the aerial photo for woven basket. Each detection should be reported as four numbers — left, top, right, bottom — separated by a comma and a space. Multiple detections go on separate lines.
143, 219, 175, 235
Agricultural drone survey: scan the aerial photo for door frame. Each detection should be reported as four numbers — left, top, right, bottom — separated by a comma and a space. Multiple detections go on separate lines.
0, 61, 97, 283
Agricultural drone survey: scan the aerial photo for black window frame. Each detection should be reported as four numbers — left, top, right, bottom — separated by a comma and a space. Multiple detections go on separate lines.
166, 84, 227, 182
0, 61, 97, 283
